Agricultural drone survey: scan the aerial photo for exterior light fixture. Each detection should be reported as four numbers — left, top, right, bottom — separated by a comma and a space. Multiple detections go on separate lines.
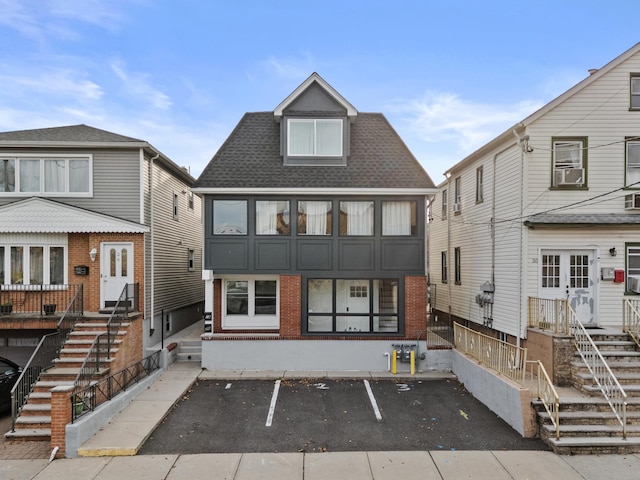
609, 247, 617, 257
90, 247, 97, 262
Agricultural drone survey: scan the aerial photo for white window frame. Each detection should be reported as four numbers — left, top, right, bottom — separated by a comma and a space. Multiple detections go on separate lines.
0, 154, 93, 197
287, 118, 343, 157
631, 75, 640, 110
188, 191, 194, 210
626, 139, 640, 188
441, 190, 447, 220
1, 241, 67, 286
221, 276, 279, 330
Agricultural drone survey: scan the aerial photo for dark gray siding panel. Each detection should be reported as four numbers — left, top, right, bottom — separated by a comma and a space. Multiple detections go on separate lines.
381, 240, 424, 272
339, 241, 375, 271
297, 240, 332, 270
256, 240, 290, 270
210, 241, 249, 270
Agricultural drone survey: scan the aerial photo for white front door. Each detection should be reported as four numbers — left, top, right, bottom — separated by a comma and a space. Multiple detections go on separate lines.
101, 242, 133, 308
539, 249, 596, 326
336, 280, 370, 332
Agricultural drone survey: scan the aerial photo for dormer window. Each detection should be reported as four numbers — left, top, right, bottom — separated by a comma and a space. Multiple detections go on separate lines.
288, 118, 343, 157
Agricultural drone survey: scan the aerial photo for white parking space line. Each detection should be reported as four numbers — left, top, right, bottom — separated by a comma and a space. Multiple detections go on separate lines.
225, 383, 232, 390
265, 379, 281, 427
364, 380, 383, 422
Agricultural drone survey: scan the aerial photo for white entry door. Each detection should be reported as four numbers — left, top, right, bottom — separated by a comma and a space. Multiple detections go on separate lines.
336, 280, 370, 332
101, 242, 133, 308
539, 250, 596, 326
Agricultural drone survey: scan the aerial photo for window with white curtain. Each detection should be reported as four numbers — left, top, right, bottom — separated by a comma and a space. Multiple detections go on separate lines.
340, 201, 373, 235
288, 119, 342, 156
626, 139, 640, 188
298, 201, 332, 235
0, 155, 92, 196
382, 201, 416, 236
256, 200, 290, 235
1, 244, 65, 285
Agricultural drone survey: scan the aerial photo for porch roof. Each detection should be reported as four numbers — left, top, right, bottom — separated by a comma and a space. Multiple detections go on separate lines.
0, 197, 149, 233
524, 213, 640, 228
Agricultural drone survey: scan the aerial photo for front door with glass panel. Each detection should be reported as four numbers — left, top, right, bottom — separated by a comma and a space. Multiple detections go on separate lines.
539, 250, 596, 326
336, 279, 370, 332
101, 242, 133, 308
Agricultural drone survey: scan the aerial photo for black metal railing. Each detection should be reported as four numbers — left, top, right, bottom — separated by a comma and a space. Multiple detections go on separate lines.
0, 284, 83, 316
72, 350, 161, 422
10, 285, 84, 431
105, 283, 139, 357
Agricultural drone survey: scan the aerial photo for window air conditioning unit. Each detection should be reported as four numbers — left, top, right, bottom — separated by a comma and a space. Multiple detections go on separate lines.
625, 193, 640, 210
554, 168, 584, 185
629, 275, 640, 293
453, 202, 461, 213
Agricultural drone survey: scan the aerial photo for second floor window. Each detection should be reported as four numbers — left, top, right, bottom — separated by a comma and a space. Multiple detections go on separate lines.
0, 156, 91, 195
476, 166, 484, 203
288, 119, 342, 157
454, 247, 461, 284
631, 74, 640, 110
340, 201, 374, 236
552, 137, 586, 188
382, 201, 416, 236
441, 190, 447, 220
298, 201, 332, 235
213, 200, 247, 235
256, 200, 290, 235
441, 251, 447, 283
626, 139, 640, 188
454, 177, 461, 212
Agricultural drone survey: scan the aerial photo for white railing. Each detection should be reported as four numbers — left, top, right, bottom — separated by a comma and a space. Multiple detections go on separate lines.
528, 297, 569, 334
526, 360, 560, 439
453, 322, 527, 385
569, 305, 627, 438
623, 299, 640, 348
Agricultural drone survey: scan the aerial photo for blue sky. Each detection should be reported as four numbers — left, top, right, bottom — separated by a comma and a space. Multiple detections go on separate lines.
0, 1, 638, 183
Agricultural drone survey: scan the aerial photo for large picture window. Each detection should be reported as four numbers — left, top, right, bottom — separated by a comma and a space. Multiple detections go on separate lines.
213, 200, 247, 235
0, 156, 91, 195
288, 119, 342, 156
307, 278, 399, 333
1, 244, 65, 285
256, 200, 290, 235
297, 201, 332, 235
222, 277, 278, 329
339, 201, 373, 236
382, 201, 416, 236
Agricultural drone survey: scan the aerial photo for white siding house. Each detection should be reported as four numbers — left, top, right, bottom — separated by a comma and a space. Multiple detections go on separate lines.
429, 42, 640, 341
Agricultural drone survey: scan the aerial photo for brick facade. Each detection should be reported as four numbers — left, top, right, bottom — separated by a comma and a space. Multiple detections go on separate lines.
404, 275, 428, 338
279, 275, 301, 337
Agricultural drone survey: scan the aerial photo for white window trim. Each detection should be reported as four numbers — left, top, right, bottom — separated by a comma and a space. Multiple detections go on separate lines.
287, 118, 343, 157
0, 153, 93, 197
221, 275, 279, 330
1, 242, 68, 286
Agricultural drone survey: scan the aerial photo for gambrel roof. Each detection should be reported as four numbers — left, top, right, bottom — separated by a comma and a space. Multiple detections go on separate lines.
0, 197, 149, 233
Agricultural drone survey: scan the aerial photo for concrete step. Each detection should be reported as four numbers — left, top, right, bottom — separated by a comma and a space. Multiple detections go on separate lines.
538, 410, 640, 426
4, 428, 51, 442
541, 423, 639, 438
14, 415, 51, 429
545, 435, 640, 455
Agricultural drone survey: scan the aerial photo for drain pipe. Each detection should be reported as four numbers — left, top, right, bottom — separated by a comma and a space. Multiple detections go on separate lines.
148, 152, 160, 335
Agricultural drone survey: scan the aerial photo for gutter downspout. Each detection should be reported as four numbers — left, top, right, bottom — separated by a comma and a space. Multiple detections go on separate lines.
148, 152, 160, 335
512, 129, 528, 349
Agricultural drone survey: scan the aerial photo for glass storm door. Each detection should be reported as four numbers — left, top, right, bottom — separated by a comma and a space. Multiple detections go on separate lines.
101, 242, 133, 308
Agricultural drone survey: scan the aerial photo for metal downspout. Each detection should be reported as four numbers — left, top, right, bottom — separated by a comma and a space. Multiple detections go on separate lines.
149, 152, 160, 334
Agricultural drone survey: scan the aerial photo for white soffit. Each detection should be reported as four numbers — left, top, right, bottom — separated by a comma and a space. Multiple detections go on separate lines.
0, 197, 149, 233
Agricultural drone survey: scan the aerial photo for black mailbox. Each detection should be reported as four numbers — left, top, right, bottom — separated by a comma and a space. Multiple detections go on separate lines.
74, 265, 89, 275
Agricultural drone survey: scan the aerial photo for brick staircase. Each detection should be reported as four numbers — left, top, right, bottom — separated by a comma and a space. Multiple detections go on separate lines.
534, 329, 640, 454
5, 318, 128, 442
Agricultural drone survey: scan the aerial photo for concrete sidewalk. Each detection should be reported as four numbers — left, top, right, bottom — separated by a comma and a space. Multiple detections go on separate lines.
2, 361, 639, 479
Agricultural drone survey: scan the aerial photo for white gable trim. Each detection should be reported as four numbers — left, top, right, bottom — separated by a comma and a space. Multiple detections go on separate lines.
274, 72, 358, 119
0, 197, 149, 233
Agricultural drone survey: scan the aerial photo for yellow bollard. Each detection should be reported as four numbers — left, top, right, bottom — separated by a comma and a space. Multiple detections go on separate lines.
410, 350, 415, 375
392, 350, 397, 374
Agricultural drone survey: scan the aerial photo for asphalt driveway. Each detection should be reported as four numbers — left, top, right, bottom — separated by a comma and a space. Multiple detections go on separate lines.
139, 377, 548, 454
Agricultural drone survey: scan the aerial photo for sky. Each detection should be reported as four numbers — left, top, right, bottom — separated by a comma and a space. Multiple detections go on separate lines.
0, 1, 639, 185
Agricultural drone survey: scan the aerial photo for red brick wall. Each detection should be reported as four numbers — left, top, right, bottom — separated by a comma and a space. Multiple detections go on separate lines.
213, 279, 222, 332
68, 233, 145, 313
50, 387, 73, 458
279, 275, 301, 337
404, 275, 428, 338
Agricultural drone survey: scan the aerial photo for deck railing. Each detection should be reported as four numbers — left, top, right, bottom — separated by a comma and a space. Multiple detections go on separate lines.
623, 299, 640, 348
10, 285, 84, 431
0, 284, 83, 316
453, 322, 527, 385
527, 297, 569, 334
569, 305, 628, 438
526, 360, 560, 439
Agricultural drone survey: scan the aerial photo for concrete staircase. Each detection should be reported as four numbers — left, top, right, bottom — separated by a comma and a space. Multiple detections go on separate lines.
177, 339, 202, 362
535, 330, 640, 454
5, 318, 128, 442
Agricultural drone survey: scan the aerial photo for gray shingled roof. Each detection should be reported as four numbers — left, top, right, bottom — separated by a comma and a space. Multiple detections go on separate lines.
0, 124, 145, 143
525, 213, 640, 226
194, 112, 435, 190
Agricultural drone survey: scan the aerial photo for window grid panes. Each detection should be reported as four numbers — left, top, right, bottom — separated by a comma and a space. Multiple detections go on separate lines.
2, 244, 65, 285
542, 255, 561, 288
570, 255, 589, 289
307, 279, 399, 334
628, 246, 640, 291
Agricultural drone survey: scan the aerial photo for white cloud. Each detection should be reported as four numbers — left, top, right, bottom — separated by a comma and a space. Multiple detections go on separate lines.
110, 62, 172, 110
392, 92, 543, 155
0, 69, 104, 101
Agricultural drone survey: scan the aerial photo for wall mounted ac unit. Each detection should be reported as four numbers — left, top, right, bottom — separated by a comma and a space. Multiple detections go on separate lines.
625, 193, 640, 210
554, 168, 584, 186
453, 203, 461, 213
628, 275, 640, 293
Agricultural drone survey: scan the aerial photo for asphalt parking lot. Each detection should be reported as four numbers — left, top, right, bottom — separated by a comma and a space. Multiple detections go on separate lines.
139, 378, 548, 455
